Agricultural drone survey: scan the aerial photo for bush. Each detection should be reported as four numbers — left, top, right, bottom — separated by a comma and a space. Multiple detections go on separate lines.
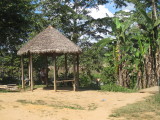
100, 84, 136, 92
79, 74, 91, 87
0, 77, 20, 85
100, 67, 116, 84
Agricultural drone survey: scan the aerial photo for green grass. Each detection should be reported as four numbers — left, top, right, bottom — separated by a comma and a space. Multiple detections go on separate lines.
109, 94, 160, 120
63, 104, 85, 110
18, 85, 46, 90
17, 99, 97, 111
34, 85, 46, 88
100, 84, 137, 93
17, 99, 85, 110
50, 104, 85, 110
0, 89, 20, 93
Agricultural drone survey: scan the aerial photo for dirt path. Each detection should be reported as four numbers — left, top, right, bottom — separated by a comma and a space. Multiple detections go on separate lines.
0, 86, 158, 120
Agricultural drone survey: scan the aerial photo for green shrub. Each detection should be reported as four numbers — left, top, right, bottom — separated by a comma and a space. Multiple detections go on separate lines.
100, 84, 136, 92
100, 67, 116, 84
79, 74, 91, 87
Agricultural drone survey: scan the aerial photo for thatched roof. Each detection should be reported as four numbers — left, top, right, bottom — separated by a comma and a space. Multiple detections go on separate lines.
17, 26, 82, 55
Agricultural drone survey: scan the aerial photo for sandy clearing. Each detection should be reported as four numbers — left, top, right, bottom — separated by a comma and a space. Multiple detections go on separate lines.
0, 86, 158, 120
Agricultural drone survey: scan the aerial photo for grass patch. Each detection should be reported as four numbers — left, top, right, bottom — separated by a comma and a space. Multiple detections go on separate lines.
100, 84, 137, 93
18, 85, 45, 91
0, 105, 5, 110
50, 104, 85, 110
0, 89, 20, 93
63, 104, 84, 110
110, 94, 160, 120
88, 103, 97, 111
17, 99, 85, 110
17, 99, 46, 105
17, 100, 31, 104
35, 100, 46, 105
34, 85, 46, 88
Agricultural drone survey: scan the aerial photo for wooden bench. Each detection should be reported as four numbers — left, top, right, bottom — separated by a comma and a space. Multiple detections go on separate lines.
0, 84, 18, 91
7, 84, 18, 91
0, 85, 8, 89
56, 79, 74, 83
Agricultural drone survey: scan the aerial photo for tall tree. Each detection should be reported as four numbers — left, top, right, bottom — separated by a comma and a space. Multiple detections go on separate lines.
0, 0, 39, 54
40, 0, 128, 43
132, 0, 160, 88
0, 0, 39, 84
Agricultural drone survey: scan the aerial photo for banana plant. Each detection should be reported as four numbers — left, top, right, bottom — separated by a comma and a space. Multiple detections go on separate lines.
135, 6, 160, 85
110, 16, 134, 85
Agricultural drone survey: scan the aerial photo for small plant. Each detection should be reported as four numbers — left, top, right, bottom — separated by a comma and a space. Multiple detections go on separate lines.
109, 113, 120, 117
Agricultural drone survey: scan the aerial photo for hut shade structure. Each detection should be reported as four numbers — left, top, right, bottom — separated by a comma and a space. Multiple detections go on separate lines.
17, 25, 82, 91
17, 25, 81, 55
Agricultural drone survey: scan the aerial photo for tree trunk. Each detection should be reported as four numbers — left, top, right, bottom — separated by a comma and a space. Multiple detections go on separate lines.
152, 0, 158, 86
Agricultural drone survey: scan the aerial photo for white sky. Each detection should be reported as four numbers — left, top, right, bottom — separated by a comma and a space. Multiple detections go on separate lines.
88, 3, 135, 19
88, 5, 114, 19
122, 3, 135, 12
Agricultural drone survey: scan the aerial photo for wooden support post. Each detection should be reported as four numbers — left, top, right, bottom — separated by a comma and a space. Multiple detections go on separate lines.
76, 54, 79, 89
30, 54, 34, 91
45, 55, 48, 87
73, 55, 76, 91
65, 54, 68, 79
54, 56, 57, 92
28, 55, 31, 86
21, 55, 25, 89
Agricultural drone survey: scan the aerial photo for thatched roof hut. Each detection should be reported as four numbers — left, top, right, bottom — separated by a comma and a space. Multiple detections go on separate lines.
17, 25, 82, 55
18, 26, 81, 92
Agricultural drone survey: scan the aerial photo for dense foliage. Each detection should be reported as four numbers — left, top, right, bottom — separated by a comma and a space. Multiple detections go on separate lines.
0, 0, 40, 84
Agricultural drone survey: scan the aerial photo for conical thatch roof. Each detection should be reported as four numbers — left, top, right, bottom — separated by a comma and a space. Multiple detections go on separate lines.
17, 26, 82, 55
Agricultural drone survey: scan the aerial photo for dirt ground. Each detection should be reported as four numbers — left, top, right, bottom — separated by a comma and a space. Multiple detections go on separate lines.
0, 86, 159, 120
